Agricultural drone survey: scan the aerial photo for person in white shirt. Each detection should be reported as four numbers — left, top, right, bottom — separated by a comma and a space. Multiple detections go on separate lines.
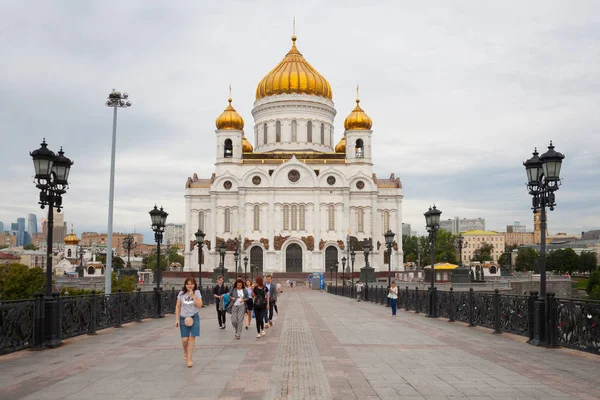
388, 281, 398, 316
356, 281, 363, 302
229, 279, 248, 340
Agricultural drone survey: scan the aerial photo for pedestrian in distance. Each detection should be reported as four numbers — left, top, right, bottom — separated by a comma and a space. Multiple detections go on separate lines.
213, 276, 229, 330
388, 281, 398, 316
228, 278, 248, 340
244, 278, 254, 330
252, 276, 269, 338
264, 274, 277, 328
356, 281, 363, 302
175, 277, 203, 368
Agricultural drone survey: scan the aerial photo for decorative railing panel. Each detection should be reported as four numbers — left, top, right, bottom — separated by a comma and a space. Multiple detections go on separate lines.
453, 291, 469, 323
120, 293, 137, 324
140, 291, 155, 320
436, 291, 450, 319
96, 294, 118, 330
472, 293, 495, 329
61, 296, 92, 339
162, 289, 178, 314
555, 299, 600, 354
499, 295, 529, 336
0, 300, 34, 355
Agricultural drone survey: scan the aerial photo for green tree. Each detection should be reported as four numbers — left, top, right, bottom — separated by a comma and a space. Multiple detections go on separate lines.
472, 242, 494, 262
586, 270, 600, 300
498, 244, 517, 266
166, 245, 184, 268
112, 256, 125, 271
515, 247, 539, 271
23, 243, 39, 250
0, 264, 45, 300
110, 272, 137, 293
144, 250, 168, 271
402, 235, 419, 263
580, 252, 597, 273
434, 230, 458, 264
546, 248, 579, 274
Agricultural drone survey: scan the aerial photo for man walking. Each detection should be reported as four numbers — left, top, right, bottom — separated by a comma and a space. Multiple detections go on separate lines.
213, 276, 229, 329
264, 274, 277, 328
356, 280, 363, 302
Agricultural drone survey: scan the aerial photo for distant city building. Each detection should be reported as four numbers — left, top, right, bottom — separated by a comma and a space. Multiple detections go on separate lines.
0, 233, 17, 248
503, 231, 534, 247
80, 232, 144, 256
41, 209, 67, 244
11, 223, 18, 231
440, 217, 485, 234
27, 214, 38, 235
0, 221, 4, 233
402, 223, 411, 237
461, 230, 505, 263
17, 217, 25, 247
165, 223, 186, 245
506, 220, 526, 233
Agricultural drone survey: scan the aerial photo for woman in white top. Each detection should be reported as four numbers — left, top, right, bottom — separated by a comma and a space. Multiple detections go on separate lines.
229, 278, 248, 340
389, 281, 398, 316
175, 277, 203, 367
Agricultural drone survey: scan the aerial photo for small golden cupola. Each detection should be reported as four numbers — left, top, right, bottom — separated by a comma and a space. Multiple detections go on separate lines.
334, 136, 346, 153
344, 89, 372, 130
242, 135, 253, 153
216, 97, 244, 131
64, 227, 79, 245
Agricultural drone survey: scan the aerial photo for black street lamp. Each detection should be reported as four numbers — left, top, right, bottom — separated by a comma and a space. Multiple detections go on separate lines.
451, 233, 471, 283
424, 205, 442, 317
243, 256, 248, 279
523, 142, 564, 346
335, 260, 339, 287
31, 139, 73, 348
341, 256, 347, 287
363, 241, 371, 291
150, 205, 168, 318
194, 229, 205, 288
120, 234, 138, 277
219, 244, 227, 281
384, 230, 395, 307
350, 250, 356, 296
234, 249, 239, 274
77, 244, 84, 278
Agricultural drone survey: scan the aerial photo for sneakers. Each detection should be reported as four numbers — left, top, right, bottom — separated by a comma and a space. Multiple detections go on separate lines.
269, 321, 273, 327
261, 330, 266, 336
256, 334, 261, 338
265, 324, 270, 329
219, 326, 225, 330
245, 326, 248, 330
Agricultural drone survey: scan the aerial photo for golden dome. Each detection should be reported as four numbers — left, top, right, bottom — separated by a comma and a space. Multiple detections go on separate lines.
216, 98, 244, 130
344, 99, 372, 130
256, 36, 332, 100
64, 229, 79, 245
242, 135, 253, 152
335, 136, 346, 153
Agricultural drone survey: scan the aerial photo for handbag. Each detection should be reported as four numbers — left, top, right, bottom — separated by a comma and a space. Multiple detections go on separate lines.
184, 316, 194, 327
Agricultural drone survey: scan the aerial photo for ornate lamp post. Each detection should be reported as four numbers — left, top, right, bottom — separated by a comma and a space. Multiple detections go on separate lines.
363, 241, 371, 292
341, 256, 347, 287
120, 234, 138, 277
31, 139, 73, 348
194, 229, 205, 287
234, 249, 239, 274
451, 234, 471, 283
523, 142, 564, 346
219, 244, 227, 281
335, 260, 339, 288
77, 244, 84, 278
149, 205, 167, 318
424, 205, 442, 317
384, 230, 395, 307
104, 90, 131, 294
243, 256, 248, 279
350, 250, 356, 297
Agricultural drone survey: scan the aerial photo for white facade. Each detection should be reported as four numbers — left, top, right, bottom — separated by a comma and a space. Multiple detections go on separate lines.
184, 36, 403, 274
165, 223, 186, 245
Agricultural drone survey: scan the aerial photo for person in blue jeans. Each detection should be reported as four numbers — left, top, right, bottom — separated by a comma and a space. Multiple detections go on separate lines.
264, 274, 277, 328
389, 281, 398, 316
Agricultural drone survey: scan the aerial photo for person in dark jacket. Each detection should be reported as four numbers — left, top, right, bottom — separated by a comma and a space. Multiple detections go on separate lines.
212, 276, 229, 329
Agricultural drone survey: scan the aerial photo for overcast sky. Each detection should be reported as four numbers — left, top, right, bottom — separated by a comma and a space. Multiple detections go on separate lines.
1, 1, 599, 244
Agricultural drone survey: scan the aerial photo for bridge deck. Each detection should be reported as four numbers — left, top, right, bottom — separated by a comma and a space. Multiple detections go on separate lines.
1, 288, 598, 400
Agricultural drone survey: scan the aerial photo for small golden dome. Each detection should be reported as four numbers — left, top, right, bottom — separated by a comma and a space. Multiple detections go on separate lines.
256, 36, 332, 100
344, 99, 372, 130
216, 98, 244, 130
335, 136, 346, 153
64, 229, 79, 245
242, 135, 253, 153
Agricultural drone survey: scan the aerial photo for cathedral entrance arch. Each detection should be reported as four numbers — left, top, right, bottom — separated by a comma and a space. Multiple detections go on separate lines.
250, 246, 264, 276
325, 246, 338, 273
285, 243, 303, 272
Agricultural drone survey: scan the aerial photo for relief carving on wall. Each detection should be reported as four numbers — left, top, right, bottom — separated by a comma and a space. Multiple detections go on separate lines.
337, 240, 345, 250
301, 236, 314, 251
190, 239, 211, 251
319, 239, 326, 251
215, 237, 237, 251
244, 238, 252, 250
260, 238, 269, 250
274, 235, 291, 250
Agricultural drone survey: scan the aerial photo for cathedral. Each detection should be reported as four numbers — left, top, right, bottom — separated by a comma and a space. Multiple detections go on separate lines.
183, 34, 403, 275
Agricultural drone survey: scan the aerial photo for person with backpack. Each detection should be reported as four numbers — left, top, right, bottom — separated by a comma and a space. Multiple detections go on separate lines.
252, 276, 269, 338
213, 276, 229, 330
228, 278, 248, 340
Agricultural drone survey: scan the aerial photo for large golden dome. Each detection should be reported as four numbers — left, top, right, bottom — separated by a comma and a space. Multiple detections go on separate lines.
216, 98, 244, 130
344, 99, 372, 130
64, 229, 79, 245
256, 36, 332, 101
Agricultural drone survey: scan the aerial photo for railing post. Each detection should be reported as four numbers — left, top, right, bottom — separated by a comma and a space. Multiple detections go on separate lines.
468, 288, 475, 327
414, 288, 419, 314
493, 289, 501, 334
153, 287, 164, 319
448, 287, 455, 322
405, 286, 409, 311
56, 292, 63, 342
32, 293, 45, 350
135, 288, 142, 323
116, 290, 122, 328
432, 287, 438, 318
527, 291, 538, 341
546, 293, 558, 348
88, 290, 97, 335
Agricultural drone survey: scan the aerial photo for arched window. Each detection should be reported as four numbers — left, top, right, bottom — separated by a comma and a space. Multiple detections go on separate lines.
291, 205, 298, 230
224, 208, 231, 233
291, 120, 297, 141
357, 208, 364, 233
283, 205, 289, 230
320, 123, 325, 144
299, 205, 305, 230
263, 123, 268, 145
87, 266, 95, 275
276, 121, 281, 143
198, 211, 205, 232
253, 205, 260, 231
355, 139, 364, 158
307, 121, 312, 142
67, 249, 72, 258
383, 211, 390, 234
224, 139, 233, 158
328, 204, 335, 231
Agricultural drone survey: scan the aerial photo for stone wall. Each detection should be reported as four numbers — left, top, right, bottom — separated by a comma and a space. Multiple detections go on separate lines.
509, 280, 572, 298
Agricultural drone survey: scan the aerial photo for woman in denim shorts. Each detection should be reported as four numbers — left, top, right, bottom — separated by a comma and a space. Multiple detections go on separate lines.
175, 277, 202, 367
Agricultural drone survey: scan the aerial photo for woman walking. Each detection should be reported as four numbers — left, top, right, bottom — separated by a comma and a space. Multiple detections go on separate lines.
252, 276, 269, 338
175, 277, 203, 367
229, 278, 248, 340
388, 281, 398, 316
244, 278, 254, 330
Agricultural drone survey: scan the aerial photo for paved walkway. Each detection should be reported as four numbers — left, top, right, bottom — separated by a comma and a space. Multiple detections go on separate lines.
1, 287, 599, 400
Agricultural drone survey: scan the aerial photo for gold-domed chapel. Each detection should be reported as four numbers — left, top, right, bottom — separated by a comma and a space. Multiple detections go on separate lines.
184, 33, 403, 276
